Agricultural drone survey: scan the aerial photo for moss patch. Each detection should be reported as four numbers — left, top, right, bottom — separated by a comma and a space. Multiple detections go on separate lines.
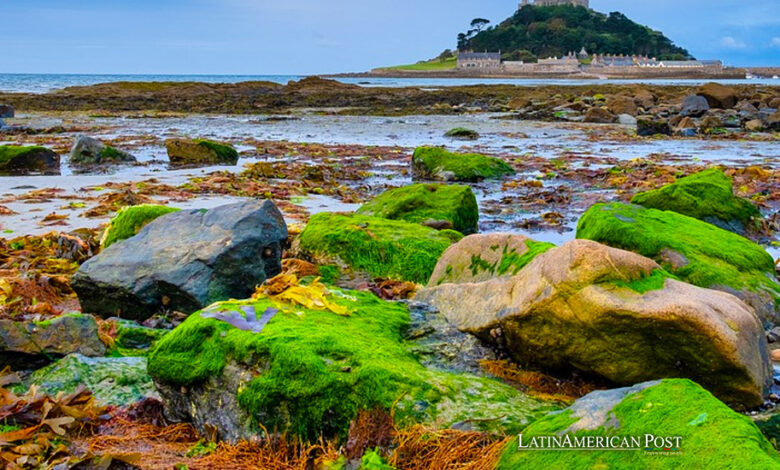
576, 203, 779, 303
412, 147, 515, 182
299, 212, 462, 284
196, 139, 239, 163
631, 168, 762, 233
356, 183, 479, 234
498, 379, 780, 469
101, 204, 180, 248
496, 240, 556, 276
148, 288, 557, 440
0, 145, 49, 165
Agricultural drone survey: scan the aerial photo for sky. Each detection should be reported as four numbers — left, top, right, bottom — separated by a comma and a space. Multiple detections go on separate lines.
1, 0, 778, 75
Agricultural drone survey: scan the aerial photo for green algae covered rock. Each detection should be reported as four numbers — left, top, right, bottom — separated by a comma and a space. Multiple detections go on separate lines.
498, 379, 780, 469
356, 183, 479, 234
298, 212, 462, 284
103, 318, 168, 356
444, 127, 480, 140
0, 145, 60, 175
166, 138, 239, 166
148, 287, 557, 442
631, 169, 762, 235
70, 136, 136, 166
427, 233, 554, 286
101, 204, 180, 248
577, 203, 780, 326
21, 354, 158, 406
412, 147, 514, 182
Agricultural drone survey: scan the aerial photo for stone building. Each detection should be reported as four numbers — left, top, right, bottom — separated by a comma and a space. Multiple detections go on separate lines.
520, 0, 590, 8
457, 52, 502, 70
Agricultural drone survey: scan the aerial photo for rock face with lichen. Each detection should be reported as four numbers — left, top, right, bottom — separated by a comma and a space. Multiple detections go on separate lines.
498, 379, 780, 469
427, 233, 554, 286
576, 202, 780, 326
417, 240, 771, 407
0, 145, 60, 175
72, 200, 288, 321
356, 183, 479, 234
148, 287, 558, 442
631, 168, 762, 236
165, 138, 239, 166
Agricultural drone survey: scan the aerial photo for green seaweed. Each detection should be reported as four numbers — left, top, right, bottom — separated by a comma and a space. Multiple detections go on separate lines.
356, 183, 479, 234
498, 379, 780, 469
496, 240, 556, 276
298, 212, 462, 284
195, 139, 239, 163
576, 203, 779, 302
611, 269, 676, 294
412, 147, 515, 182
0, 145, 49, 165
148, 287, 557, 441
444, 127, 480, 140
631, 168, 762, 233
98, 146, 127, 161
101, 204, 180, 248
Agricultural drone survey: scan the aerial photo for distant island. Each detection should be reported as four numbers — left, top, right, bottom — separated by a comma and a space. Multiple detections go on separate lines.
367, 0, 747, 79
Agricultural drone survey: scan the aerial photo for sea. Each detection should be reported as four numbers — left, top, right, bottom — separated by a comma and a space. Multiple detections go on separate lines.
0, 73, 779, 94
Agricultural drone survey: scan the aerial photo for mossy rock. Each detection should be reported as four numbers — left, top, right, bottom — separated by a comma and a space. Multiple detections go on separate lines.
166, 138, 239, 166
411, 147, 514, 182
70, 136, 136, 166
576, 203, 780, 326
101, 204, 180, 249
106, 318, 169, 356
631, 169, 762, 235
148, 287, 557, 441
19, 354, 158, 406
444, 127, 480, 140
0, 145, 60, 175
498, 379, 780, 469
298, 212, 462, 284
356, 183, 479, 234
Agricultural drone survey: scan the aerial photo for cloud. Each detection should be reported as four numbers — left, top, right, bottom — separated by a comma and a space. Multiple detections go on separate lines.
719, 36, 746, 49
771, 37, 780, 49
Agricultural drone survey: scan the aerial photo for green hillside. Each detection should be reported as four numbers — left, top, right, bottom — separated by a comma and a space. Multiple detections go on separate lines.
459, 5, 692, 62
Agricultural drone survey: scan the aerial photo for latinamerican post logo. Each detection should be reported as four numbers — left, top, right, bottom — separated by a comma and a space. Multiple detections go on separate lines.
518, 434, 682, 455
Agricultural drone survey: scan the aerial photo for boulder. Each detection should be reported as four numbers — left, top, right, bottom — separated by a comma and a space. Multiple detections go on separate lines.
770, 97, 780, 109
103, 318, 168, 354
70, 136, 136, 165
498, 379, 780, 469
673, 116, 697, 136
0, 104, 14, 118
411, 147, 514, 182
630, 168, 762, 235
583, 106, 616, 123
0, 145, 60, 176
745, 119, 765, 132
417, 240, 771, 407
577, 203, 780, 327
697, 82, 738, 109
427, 233, 553, 286
100, 204, 180, 248
632, 89, 656, 109
298, 212, 462, 284
766, 110, 780, 131
72, 200, 288, 321
636, 116, 670, 136
616, 114, 637, 126
444, 127, 479, 140
680, 95, 710, 117
20, 354, 158, 406
165, 138, 239, 166
0, 314, 105, 369
356, 183, 478, 234
699, 114, 723, 132
148, 288, 557, 441
606, 96, 637, 116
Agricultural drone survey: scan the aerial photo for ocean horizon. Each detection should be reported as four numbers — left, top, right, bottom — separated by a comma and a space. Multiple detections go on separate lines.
1, 72, 779, 94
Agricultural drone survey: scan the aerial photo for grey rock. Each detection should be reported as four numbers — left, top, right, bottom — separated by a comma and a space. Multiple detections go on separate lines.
636, 116, 671, 136
680, 95, 710, 117
72, 200, 288, 321
0, 146, 60, 176
70, 136, 136, 165
0, 104, 14, 118
617, 114, 637, 126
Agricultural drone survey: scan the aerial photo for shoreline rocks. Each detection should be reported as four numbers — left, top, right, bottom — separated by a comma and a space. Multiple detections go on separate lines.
0, 145, 60, 175
411, 146, 515, 182
165, 138, 239, 166
70, 136, 136, 166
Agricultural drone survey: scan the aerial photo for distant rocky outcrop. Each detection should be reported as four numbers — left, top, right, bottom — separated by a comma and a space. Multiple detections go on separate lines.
72, 200, 288, 321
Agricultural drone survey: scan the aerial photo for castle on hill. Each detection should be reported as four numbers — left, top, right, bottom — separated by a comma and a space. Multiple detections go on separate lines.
520, 0, 590, 8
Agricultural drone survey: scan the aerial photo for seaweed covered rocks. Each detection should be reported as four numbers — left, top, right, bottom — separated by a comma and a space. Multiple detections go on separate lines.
148, 282, 557, 442
577, 203, 780, 326
72, 200, 288, 321
165, 138, 239, 166
100, 204, 180, 248
498, 379, 780, 469
411, 147, 514, 182
70, 136, 136, 166
0, 145, 60, 175
356, 184, 478, 234
631, 168, 762, 236
427, 233, 554, 286
298, 212, 462, 284
417, 240, 771, 407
